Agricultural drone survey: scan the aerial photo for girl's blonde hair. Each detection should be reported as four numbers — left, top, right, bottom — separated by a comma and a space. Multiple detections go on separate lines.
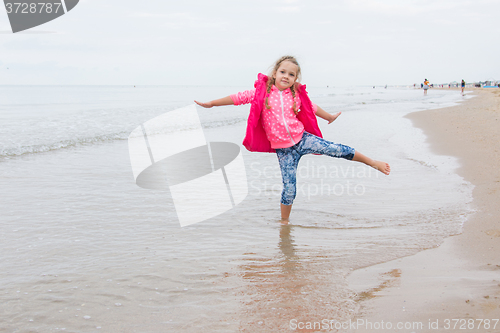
265, 55, 301, 114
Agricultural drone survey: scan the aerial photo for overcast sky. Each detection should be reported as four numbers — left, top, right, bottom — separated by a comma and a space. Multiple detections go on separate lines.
1, 0, 499, 87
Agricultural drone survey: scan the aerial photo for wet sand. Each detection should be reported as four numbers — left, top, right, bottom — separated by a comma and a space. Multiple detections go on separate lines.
348, 88, 500, 332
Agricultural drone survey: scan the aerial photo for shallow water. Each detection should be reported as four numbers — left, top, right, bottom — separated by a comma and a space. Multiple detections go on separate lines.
0, 85, 474, 331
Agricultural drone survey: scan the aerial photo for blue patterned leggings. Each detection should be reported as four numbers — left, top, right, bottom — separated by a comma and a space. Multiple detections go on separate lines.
275, 132, 355, 205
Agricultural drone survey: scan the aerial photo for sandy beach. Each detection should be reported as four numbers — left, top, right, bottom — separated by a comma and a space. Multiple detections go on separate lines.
348, 88, 500, 332
0, 85, 487, 332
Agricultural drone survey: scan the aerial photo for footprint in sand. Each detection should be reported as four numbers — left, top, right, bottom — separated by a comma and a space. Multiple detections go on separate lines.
485, 230, 500, 237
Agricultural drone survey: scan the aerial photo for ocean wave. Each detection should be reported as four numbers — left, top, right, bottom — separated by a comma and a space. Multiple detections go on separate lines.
0, 132, 130, 158
0, 116, 247, 159
201, 117, 246, 129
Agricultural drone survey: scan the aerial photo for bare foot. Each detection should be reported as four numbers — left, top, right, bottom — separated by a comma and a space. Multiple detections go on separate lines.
328, 112, 342, 124
280, 218, 289, 225
371, 160, 391, 175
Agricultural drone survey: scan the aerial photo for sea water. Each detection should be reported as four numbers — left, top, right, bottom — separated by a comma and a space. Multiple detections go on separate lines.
0, 85, 473, 332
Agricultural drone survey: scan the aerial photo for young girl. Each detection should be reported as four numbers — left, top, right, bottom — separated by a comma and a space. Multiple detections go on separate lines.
195, 56, 390, 222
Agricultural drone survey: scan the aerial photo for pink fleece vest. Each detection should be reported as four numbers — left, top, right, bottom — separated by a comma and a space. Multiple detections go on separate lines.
242, 73, 323, 153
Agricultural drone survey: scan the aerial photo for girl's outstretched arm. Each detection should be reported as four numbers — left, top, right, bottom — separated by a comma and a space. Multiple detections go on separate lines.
315, 105, 341, 124
194, 96, 234, 108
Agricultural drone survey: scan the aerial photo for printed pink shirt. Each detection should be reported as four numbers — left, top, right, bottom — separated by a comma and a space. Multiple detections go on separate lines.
231, 85, 317, 149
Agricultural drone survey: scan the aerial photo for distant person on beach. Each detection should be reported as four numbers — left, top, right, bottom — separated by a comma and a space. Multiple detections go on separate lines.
423, 79, 429, 95
195, 55, 390, 223
461, 79, 466, 94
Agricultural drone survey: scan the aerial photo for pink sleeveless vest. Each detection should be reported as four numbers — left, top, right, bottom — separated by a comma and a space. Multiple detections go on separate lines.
242, 73, 323, 153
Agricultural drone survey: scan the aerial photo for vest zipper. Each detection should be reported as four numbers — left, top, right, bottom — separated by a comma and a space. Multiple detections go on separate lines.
279, 90, 295, 145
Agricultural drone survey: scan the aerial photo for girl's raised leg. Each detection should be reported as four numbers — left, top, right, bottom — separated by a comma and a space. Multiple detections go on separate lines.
300, 132, 391, 175
352, 151, 391, 175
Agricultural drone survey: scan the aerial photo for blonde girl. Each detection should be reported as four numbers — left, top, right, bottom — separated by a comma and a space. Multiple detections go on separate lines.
195, 56, 390, 222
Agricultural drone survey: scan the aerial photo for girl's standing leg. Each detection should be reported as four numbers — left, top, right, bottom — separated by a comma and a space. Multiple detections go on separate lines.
276, 146, 301, 222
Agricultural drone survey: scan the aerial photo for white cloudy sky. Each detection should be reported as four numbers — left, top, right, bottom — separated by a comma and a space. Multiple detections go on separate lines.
0, 0, 499, 86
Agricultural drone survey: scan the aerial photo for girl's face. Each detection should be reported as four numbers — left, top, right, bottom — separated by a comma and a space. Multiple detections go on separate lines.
273, 61, 299, 91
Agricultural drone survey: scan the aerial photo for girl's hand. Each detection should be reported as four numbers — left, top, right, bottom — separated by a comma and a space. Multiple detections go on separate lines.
315, 106, 341, 124
195, 96, 234, 108
327, 111, 342, 124
194, 100, 213, 108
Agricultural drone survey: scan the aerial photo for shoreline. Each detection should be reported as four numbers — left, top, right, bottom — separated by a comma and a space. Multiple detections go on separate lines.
347, 88, 500, 331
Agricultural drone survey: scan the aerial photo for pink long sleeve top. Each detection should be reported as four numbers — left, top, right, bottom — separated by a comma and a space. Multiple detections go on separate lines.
231, 85, 317, 149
